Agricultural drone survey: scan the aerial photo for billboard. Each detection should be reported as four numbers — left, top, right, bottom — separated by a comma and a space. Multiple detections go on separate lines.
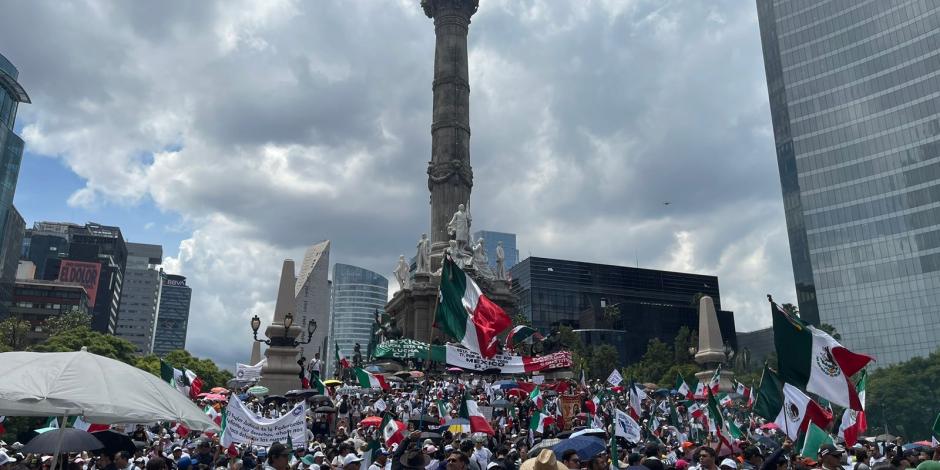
58, 260, 101, 307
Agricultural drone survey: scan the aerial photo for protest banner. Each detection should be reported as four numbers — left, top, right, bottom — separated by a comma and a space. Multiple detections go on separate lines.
234, 361, 264, 382
371, 341, 572, 373
221, 396, 307, 449
607, 369, 623, 386
615, 408, 642, 443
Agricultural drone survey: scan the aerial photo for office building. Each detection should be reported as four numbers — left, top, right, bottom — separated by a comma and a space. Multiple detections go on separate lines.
38, 223, 128, 334
471, 230, 520, 272
115, 243, 163, 354
0, 52, 29, 316
4, 279, 89, 348
510, 257, 736, 364
22, 222, 75, 279
0, 206, 24, 315
758, 0, 940, 364
295, 241, 331, 360
327, 264, 387, 376
152, 273, 192, 356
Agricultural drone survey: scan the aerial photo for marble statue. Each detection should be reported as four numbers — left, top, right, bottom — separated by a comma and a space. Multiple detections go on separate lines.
416, 233, 431, 274
495, 240, 506, 280
472, 238, 488, 266
447, 203, 472, 252
446, 239, 465, 267
394, 255, 410, 289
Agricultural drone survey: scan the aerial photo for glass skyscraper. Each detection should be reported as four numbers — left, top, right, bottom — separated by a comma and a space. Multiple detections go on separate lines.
0, 52, 29, 316
327, 264, 387, 375
758, 0, 940, 365
152, 273, 192, 357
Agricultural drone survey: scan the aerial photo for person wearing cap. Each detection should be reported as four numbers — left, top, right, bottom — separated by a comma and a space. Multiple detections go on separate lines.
718, 459, 737, 470
519, 450, 566, 470
342, 454, 363, 470
818, 444, 845, 470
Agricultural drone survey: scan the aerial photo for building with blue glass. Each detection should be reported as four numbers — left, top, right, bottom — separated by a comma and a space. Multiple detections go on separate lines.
327, 263, 387, 376
510, 257, 736, 365
471, 230, 520, 272
152, 273, 192, 357
0, 52, 29, 316
758, 0, 940, 365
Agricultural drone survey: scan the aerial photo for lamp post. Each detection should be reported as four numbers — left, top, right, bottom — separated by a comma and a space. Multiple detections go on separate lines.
250, 313, 317, 347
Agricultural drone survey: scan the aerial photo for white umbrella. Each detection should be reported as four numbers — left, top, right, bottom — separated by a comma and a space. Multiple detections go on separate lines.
0, 348, 218, 431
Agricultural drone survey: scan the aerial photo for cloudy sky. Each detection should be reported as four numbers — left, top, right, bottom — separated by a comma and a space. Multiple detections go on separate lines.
1, 0, 796, 368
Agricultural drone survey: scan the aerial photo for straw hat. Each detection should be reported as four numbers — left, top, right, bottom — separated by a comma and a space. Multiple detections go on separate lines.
520, 449, 567, 470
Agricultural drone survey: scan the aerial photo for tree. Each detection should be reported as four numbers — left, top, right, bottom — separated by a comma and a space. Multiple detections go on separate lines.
33, 326, 138, 364
818, 323, 841, 341
589, 345, 620, 380
510, 313, 531, 328
623, 338, 674, 384
864, 349, 940, 440
137, 350, 234, 389
43, 311, 92, 337
673, 326, 693, 363
0, 316, 31, 352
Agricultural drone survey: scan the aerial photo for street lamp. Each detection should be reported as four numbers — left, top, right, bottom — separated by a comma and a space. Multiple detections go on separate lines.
250, 313, 317, 347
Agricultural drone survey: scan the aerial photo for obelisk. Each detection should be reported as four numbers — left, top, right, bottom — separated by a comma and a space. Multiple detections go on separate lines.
694, 295, 734, 391
423, 0, 478, 272
259, 260, 304, 394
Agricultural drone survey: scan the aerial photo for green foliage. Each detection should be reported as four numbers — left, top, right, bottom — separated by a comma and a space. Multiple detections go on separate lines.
589, 345, 620, 380
43, 310, 92, 337
817, 323, 841, 341
0, 316, 31, 351
32, 326, 138, 364
623, 339, 674, 384
137, 350, 234, 389
556, 326, 584, 355
673, 326, 694, 363
864, 348, 940, 440
510, 313, 531, 328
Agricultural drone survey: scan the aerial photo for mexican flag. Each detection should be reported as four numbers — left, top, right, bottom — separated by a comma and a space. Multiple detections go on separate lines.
800, 422, 834, 460
705, 390, 732, 450
718, 393, 733, 408
838, 370, 867, 446
71, 416, 109, 433
436, 399, 449, 424
380, 414, 406, 447
204, 406, 222, 427
752, 366, 831, 440
693, 381, 707, 400
435, 257, 512, 358
529, 387, 544, 410
354, 368, 389, 391
708, 364, 722, 394
160, 360, 202, 399
529, 410, 555, 433
771, 300, 872, 410
460, 394, 495, 435
312, 376, 326, 395
335, 341, 350, 369
675, 373, 691, 399
505, 325, 543, 350
687, 402, 705, 419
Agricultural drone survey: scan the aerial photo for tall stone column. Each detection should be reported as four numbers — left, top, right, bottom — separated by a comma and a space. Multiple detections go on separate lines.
423, 0, 478, 272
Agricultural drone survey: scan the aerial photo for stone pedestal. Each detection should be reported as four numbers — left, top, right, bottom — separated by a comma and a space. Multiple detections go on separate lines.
694, 295, 734, 392
258, 260, 304, 395
249, 341, 262, 365
385, 270, 516, 345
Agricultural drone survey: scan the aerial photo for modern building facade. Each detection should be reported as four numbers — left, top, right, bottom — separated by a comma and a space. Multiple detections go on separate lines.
151, 273, 192, 356
36, 223, 128, 334
471, 230, 520, 272
295, 241, 331, 360
22, 222, 76, 279
327, 263, 387, 376
0, 206, 24, 315
0, 52, 29, 317
758, 0, 940, 365
510, 257, 736, 364
115, 243, 163, 354
5, 278, 88, 349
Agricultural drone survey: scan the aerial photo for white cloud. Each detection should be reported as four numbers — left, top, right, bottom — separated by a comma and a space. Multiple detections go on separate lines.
3, 0, 796, 367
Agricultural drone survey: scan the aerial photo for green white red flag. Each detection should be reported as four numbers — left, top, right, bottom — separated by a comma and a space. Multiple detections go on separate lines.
752, 365, 831, 440
838, 370, 867, 446
71, 416, 109, 433
354, 368, 389, 391
771, 300, 872, 410
675, 373, 691, 399
380, 414, 406, 447
311, 376, 326, 395
529, 410, 555, 433
529, 387, 543, 410
708, 364, 722, 394
435, 257, 512, 358
504, 325, 543, 350
459, 394, 494, 435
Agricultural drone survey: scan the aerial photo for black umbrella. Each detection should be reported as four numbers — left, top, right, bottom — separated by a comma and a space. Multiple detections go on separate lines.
264, 395, 287, 405
286, 390, 319, 399
314, 406, 337, 413
419, 432, 443, 441
91, 430, 137, 456
23, 429, 104, 454
490, 399, 511, 408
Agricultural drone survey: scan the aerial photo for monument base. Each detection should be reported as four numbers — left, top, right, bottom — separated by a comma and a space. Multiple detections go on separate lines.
259, 325, 303, 395
385, 270, 517, 345
694, 369, 736, 393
